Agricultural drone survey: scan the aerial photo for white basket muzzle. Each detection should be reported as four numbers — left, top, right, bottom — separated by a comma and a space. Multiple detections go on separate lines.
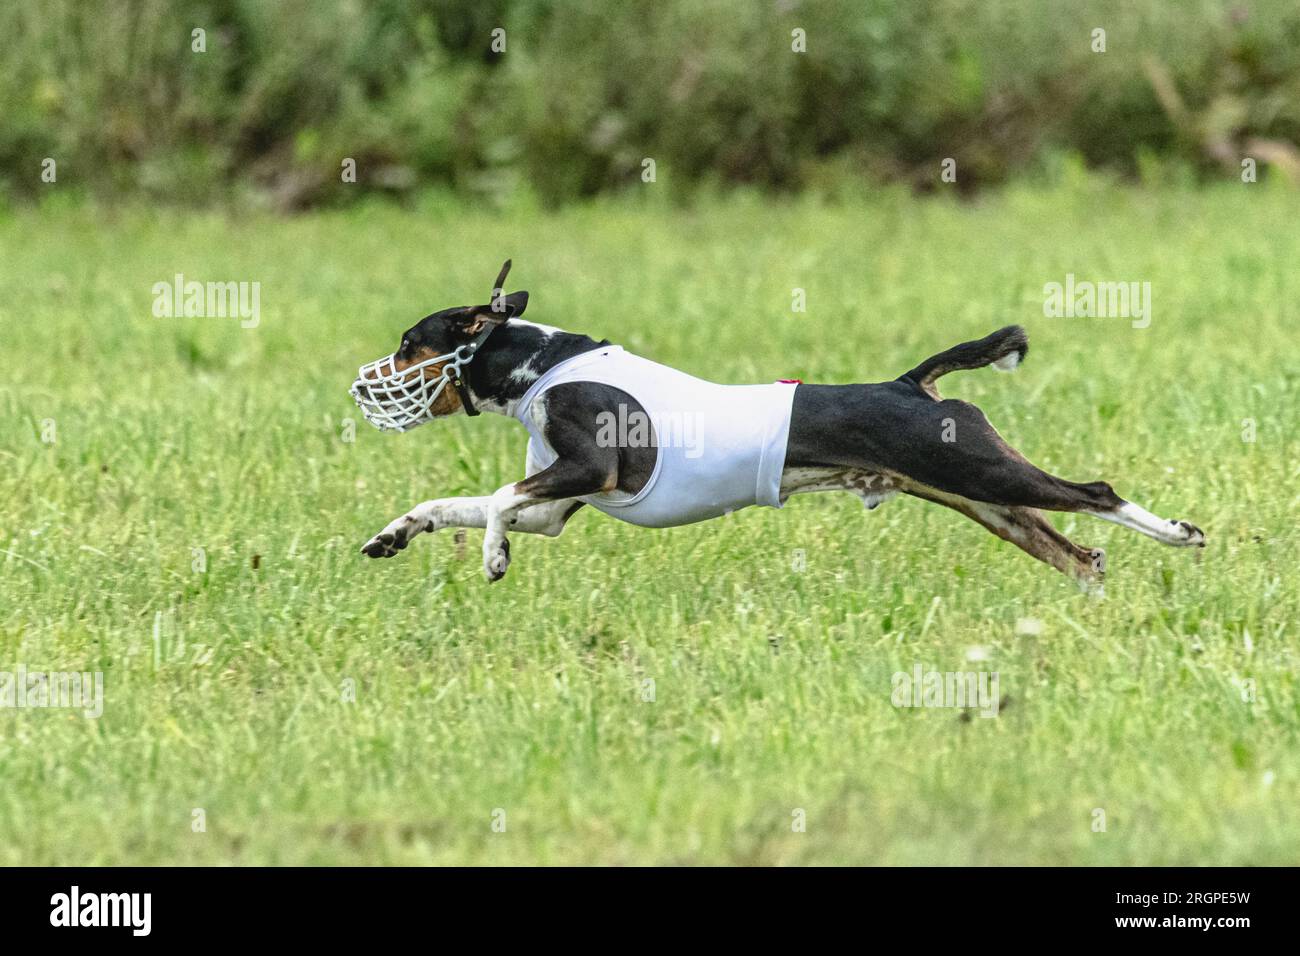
350, 346, 469, 432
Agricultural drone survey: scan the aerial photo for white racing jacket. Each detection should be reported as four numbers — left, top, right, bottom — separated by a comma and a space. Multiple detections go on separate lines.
513, 346, 798, 528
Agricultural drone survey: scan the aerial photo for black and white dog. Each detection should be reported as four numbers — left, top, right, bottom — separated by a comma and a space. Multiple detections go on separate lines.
351, 261, 1204, 586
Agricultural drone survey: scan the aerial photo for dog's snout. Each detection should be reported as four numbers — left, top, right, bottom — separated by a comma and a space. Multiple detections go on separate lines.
351, 348, 457, 433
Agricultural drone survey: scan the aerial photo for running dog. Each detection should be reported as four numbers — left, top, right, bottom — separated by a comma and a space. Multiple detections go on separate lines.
351, 261, 1205, 585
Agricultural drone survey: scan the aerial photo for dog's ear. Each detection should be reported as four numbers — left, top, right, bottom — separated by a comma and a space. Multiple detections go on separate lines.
454, 293, 529, 335
475, 258, 529, 322
454, 259, 528, 334
490, 259, 512, 303
487, 259, 528, 318
487, 290, 528, 318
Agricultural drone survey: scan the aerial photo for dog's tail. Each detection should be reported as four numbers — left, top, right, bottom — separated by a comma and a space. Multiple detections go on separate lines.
902, 325, 1028, 396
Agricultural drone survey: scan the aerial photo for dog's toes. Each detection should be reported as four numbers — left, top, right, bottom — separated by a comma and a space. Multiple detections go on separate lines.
483, 539, 510, 582
361, 530, 405, 559
1175, 520, 1206, 547
484, 555, 509, 581
360, 538, 390, 558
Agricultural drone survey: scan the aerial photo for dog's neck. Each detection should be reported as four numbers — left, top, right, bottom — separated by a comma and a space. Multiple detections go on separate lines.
462, 319, 610, 418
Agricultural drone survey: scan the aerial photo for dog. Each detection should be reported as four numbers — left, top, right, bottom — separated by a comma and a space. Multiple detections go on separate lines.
351, 261, 1205, 586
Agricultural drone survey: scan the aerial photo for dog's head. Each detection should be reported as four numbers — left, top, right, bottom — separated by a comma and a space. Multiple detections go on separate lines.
350, 261, 528, 431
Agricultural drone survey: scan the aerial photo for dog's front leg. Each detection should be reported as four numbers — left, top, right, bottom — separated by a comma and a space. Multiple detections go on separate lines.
482, 458, 613, 582
362, 496, 583, 558
482, 486, 539, 581
363, 497, 489, 558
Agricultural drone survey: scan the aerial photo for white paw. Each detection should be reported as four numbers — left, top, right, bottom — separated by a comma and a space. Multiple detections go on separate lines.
1171, 519, 1206, 547
361, 514, 426, 558
483, 539, 511, 582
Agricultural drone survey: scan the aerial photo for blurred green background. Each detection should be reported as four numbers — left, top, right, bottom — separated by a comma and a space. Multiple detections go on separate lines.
3, 1, 1299, 866
4, 0, 1300, 210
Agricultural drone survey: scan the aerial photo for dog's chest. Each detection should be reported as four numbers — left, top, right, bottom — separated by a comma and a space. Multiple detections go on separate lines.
516, 347, 800, 527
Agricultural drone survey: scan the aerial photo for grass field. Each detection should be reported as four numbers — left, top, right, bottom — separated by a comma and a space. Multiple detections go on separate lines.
1, 180, 1297, 865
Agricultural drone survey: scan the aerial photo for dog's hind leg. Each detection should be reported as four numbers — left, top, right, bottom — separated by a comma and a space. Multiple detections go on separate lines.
851, 392, 1205, 548
361, 496, 584, 559
902, 481, 1106, 587
894, 432, 1206, 554
886, 414, 1207, 549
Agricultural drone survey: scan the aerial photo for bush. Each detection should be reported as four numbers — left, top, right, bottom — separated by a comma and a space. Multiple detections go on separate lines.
3, 0, 1300, 207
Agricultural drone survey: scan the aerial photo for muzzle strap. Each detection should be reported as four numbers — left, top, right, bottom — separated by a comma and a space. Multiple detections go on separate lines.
450, 322, 499, 417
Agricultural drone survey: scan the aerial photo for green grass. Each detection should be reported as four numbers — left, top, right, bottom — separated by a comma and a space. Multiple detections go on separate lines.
1, 181, 1297, 865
